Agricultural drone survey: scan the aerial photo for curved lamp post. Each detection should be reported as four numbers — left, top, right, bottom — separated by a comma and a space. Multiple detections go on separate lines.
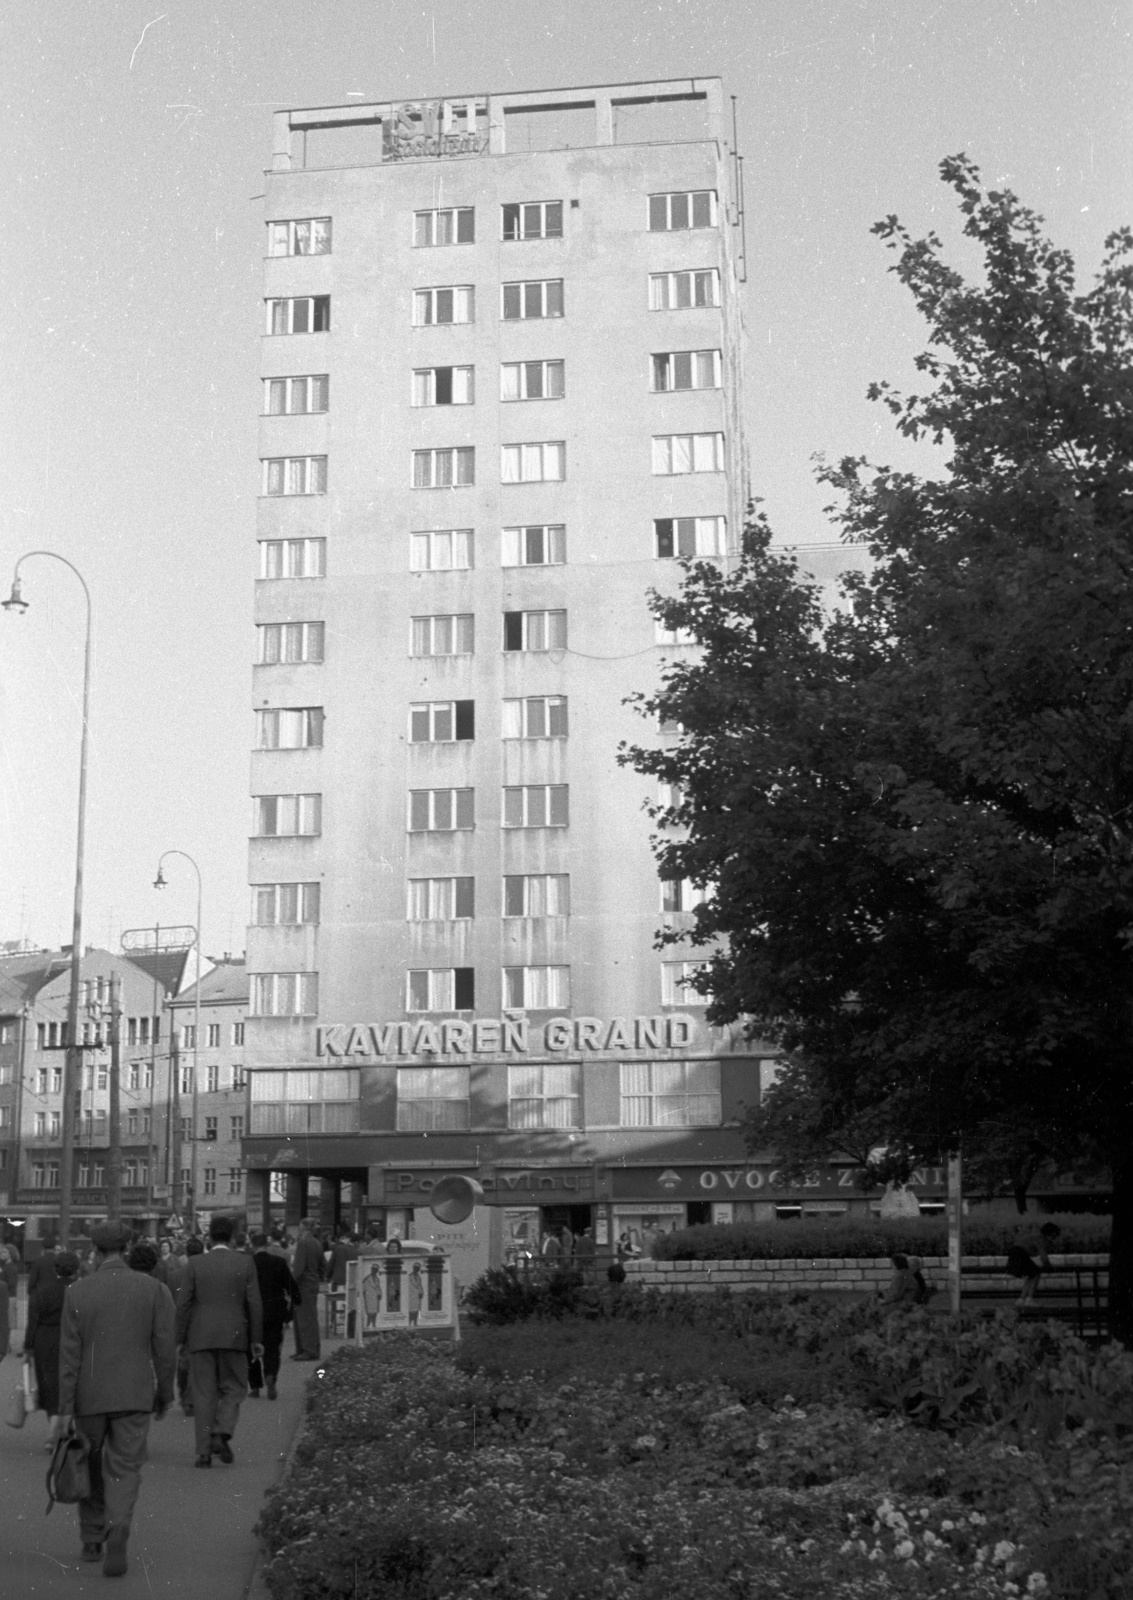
154, 851, 203, 1232
3, 553, 92, 1247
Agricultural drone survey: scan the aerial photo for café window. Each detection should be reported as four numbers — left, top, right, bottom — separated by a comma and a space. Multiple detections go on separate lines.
619, 1060, 721, 1127
249, 1070, 359, 1136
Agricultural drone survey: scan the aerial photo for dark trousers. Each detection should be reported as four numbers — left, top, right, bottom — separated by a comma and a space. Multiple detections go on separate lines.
75, 1411, 151, 1544
262, 1315, 285, 1381
188, 1349, 248, 1458
292, 1284, 320, 1358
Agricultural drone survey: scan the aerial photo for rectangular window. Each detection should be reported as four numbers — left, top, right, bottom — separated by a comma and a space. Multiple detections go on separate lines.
255, 707, 324, 750
412, 286, 474, 325
500, 360, 565, 402
232, 1064, 246, 1089
232, 1022, 245, 1047
412, 366, 475, 406
655, 620, 697, 646
661, 961, 710, 1006
203, 1168, 217, 1197
250, 972, 319, 1017
253, 882, 322, 926
231, 1115, 244, 1140
661, 878, 706, 913
181, 1025, 197, 1050
252, 793, 322, 837
396, 1065, 470, 1130
413, 447, 475, 488
410, 614, 474, 656
502, 785, 569, 828
648, 191, 717, 231
256, 622, 325, 664
206, 1023, 220, 1048
651, 350, 722, 391
267, 217, 332, 256
654, 516, 726, 558
500, 524, 566, 566
651, 433, 725, 475
206, 1065, 219, 1093
36, 1068, 47, 1093
502, 965, 570, 1010
410, 528, 473, 571
502, 201, 563, 240
407, 877, 475, 920
249, 1068, 357, 1136
414, 207, 475, 246
508, 1063, 579, 1129
501, 279, 564, 320
649, 269, 720, 310
263, 375, 329, 414
620, 1059, 722, 1126
259, 538, 326, 580
501, 696, 568, 738
261, 456, 328, 496
34, 1112, 45, 1138
266, 296, 331, 334
409, 700, 475, 742
406, 969, 475, 1012
502, 610, 567, 652
408, 788, 475, 832
500, 442, 565, 483
226, 1168, 242, 1194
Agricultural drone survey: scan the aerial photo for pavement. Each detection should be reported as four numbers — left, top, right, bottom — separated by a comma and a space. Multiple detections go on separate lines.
0, 1340, 337, 1598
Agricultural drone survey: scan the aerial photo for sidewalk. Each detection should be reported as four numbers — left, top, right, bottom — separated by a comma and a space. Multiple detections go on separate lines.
0, 1341, 330, 1597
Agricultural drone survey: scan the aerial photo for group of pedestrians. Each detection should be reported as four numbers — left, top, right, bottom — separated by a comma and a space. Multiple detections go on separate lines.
7, 1213, 324, 1580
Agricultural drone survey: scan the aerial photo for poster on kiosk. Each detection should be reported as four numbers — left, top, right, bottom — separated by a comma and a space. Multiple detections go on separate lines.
347, 1175, 482, 1342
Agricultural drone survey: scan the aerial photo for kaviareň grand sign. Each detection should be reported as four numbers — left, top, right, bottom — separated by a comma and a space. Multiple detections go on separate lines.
317, 1015, 703, 1060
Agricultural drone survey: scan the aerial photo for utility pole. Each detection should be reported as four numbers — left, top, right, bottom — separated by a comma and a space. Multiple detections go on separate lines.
106, 975, 123, 1223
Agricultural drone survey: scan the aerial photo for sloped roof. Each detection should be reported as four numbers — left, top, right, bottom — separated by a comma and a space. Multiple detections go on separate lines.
0, 951, 71, 1009
172, 960, 248, 1009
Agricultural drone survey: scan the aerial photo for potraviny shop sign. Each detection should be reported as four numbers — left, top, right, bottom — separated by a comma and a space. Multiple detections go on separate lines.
317, 1014, 703, 1061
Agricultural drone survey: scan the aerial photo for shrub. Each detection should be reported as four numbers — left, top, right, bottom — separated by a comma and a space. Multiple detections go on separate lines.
651, 1211, 1112, 1261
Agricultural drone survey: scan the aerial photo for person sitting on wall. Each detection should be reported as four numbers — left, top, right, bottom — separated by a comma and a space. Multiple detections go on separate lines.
883, 1253, 920, 1306
1005, 1223, 1062, 1305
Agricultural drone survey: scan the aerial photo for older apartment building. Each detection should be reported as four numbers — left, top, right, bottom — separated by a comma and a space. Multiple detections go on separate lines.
241, 79, 891, 1253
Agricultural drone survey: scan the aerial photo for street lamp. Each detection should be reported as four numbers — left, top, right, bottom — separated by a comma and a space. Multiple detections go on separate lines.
154, 852, 202, 1232
3, 553, 92, 1247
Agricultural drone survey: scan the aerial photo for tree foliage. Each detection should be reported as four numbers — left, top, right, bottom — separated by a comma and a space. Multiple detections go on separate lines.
622, 156, 1133, 1339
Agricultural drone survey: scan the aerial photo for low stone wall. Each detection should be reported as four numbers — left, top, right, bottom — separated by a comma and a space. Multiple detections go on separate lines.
623, 1254, 1108, 1296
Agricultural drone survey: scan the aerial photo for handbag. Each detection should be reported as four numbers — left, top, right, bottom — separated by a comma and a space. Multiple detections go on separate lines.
46, 1429, 92, 1514
248, 1355, 265, 1391
5, 1381, 27, 1429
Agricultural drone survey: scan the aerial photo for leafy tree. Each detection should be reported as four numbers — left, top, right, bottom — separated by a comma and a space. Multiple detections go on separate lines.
622, 157, 1133, 1341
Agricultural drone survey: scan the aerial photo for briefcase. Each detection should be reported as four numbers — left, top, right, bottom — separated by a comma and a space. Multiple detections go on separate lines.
46, 1430, 91, 1513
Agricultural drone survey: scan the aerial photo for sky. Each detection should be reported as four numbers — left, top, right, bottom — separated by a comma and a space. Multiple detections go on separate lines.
0, 0, 1130, 957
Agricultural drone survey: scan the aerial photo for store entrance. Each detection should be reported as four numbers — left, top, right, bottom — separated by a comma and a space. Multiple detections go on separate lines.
540, 1204, 592, 1253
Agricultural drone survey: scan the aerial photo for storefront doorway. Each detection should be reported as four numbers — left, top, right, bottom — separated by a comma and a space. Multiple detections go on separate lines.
540, 1204, 592, 1250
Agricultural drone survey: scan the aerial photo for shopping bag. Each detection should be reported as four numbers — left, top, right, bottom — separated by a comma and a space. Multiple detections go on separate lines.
5, 1381, 27, 1429
45, 1429, 91, 1513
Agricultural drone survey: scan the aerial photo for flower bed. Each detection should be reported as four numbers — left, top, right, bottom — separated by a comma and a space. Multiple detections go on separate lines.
257, 1299, 1133, 1600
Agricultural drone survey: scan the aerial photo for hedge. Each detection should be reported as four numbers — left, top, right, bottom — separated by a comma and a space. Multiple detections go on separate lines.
650, 1211, 1112, 1261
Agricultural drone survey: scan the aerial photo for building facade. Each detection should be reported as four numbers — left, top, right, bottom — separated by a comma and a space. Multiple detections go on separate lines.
0, 945, 185, 1246
243, 78, 805, 1252
167, 959, 252, 1228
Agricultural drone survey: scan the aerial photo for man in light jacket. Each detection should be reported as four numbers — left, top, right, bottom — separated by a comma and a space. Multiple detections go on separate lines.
58, 1219, 176, 1578
175, 1213, 263, 1468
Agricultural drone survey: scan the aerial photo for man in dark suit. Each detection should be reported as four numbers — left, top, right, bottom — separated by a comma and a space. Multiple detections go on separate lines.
58, 1219, 176, 1578
250, 1232, 301, 1399
175, 1213, 264, 1468
290, 1216, 325, 1361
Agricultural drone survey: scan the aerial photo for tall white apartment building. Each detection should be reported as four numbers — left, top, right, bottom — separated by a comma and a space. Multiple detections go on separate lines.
242, 80, 809, 1255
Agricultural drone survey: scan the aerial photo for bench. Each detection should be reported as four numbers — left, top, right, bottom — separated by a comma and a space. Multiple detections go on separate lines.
954, 1259, 1109, 1341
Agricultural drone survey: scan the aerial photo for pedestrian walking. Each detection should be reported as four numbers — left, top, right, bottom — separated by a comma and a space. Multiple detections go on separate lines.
177, 1237, 204, 1414
175, 1214, 264, 1468
57, 1219, 176, 1577
155, 1237, 187, 1302
289, 1216, 324, 1362
25, 1248, 79, 1448
250, 1232, 301, 1399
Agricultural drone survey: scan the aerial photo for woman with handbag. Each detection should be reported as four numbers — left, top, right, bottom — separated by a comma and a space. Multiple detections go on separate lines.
26, 1250, 79, 1447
